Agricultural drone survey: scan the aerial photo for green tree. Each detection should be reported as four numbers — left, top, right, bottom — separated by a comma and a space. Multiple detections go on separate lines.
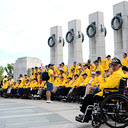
4, 63, 14, 77
0, 66, 4, 81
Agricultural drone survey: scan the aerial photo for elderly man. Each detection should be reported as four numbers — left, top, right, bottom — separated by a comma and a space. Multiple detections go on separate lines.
76, 58, 124, 123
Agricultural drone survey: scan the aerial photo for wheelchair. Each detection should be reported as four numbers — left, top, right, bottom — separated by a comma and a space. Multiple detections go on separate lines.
82, 77, 128, 128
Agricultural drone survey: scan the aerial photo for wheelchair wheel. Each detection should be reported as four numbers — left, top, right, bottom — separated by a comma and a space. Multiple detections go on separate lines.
101, 94, 128, 128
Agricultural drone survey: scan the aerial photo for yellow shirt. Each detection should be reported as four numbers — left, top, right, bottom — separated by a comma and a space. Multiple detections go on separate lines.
18, 83, 24, 88
95, 75, 105, 86
106, 59, 112, 70
84, 68, 91, 77
80, 77, 91, 86
65, 80, 73, 88
90, 64, 96, 73
96, 68, 124, 97
62, 65, 68, 73
99, 59, 108, 71
37, 75, 41, 83
58, 80, 66, 87
2, 82, 8, 89
124, 73, 128, 77
122, 57, 128, 68
37, 82, 45, 88
53, 79, 59, 86
53, 66, 59, 74
70, 65, 78, 74
3, 78, 8, 85
48, 69, 54, 83
12, 83, 18, 89
22, 77, 29, 85
30, 70, 36, 78
71, 78, 81, 88
95, 65, 104, 76
31, 82, 38, 90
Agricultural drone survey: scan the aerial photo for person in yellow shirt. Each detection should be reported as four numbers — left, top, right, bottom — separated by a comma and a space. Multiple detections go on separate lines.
84, 72, 96, 96
60, 62, 68, 74
17, 80, 24, 97
76, 58, 124, 123
60, 77, 73, 99
43, 65, 48, 72
22, 74, 29, 86
80, 73, 91, 87
79, 73, 90, 98
122, 53, 128, 68
106, 55, 112, 70
97, 57, 108, 71
37, 72, 41, 83
78, 66, 84, 82
69, 68, 76, 81
53, 65, 59, 75
30, 68, 35, 79
87, 59, 96, 73
46, 64, 58, 103
57, 76, 67, 98
94, 60, 104, 76
35, 67, 40, 74
21, 79, 30, 99
83, 64, 91, 77
70, 61, 78, 74
1, 80, 9, 97
3, 76, 8, 85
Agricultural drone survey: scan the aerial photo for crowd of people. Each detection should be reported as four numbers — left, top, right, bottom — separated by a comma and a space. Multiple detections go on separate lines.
0, 53, 128, 108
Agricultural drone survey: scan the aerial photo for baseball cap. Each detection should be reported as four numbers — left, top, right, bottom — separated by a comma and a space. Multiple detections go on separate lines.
48, 64, 53, 67
73, 61, 77, 63
91, 72, 96, 75
111, 58, 121, 65
96, 71, 101, 75
61, 62, 64, 65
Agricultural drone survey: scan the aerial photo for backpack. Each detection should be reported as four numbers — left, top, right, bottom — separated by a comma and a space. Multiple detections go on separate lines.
41, 72, 50, 81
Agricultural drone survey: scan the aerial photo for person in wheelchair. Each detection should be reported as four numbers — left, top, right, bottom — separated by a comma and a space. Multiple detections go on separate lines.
76, 58, 124, 123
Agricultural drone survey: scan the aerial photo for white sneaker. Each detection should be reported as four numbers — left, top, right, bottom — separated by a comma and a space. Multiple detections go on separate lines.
46, 100, 53, 103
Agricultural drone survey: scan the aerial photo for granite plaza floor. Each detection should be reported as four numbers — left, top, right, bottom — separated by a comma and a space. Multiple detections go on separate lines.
0, 98, 113, 128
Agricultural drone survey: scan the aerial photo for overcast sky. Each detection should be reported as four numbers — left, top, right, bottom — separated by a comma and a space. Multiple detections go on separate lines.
0, 0, 125, 67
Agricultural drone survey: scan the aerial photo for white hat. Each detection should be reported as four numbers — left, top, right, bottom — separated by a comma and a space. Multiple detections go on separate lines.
78, 66, 82, 69
60, 68, 64, 71
91, 72, 96, 75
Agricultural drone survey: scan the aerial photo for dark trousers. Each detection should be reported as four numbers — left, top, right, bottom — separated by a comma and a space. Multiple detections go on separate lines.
80, 94, 104, 117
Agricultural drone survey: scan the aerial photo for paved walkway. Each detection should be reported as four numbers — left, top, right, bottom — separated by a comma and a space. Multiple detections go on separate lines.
0, 98, 108, 128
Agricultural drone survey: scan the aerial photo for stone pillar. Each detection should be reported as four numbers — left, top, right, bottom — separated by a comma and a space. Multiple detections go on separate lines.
50, 26, 63, 67
89, 12, 106, 61
113, 1, 128, 60
68, 19, 83, 68
14, 57, 42, 81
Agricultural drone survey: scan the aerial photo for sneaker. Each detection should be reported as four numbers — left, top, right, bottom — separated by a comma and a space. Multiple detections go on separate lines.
46, 100, 53, 103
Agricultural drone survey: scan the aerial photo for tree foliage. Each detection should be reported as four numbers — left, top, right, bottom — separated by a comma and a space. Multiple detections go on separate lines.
0, 66, 4, 81
4, 63, 14, 77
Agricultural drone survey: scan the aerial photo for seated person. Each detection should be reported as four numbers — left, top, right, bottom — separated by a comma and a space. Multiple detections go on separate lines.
83, 64, 91, 77
76, 58, 124, 123
0, 80, 9, 97
84, 72, 96, 96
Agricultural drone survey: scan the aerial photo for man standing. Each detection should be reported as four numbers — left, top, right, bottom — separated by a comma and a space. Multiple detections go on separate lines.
46, 64, 58, 103
122, 53, 128, 67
